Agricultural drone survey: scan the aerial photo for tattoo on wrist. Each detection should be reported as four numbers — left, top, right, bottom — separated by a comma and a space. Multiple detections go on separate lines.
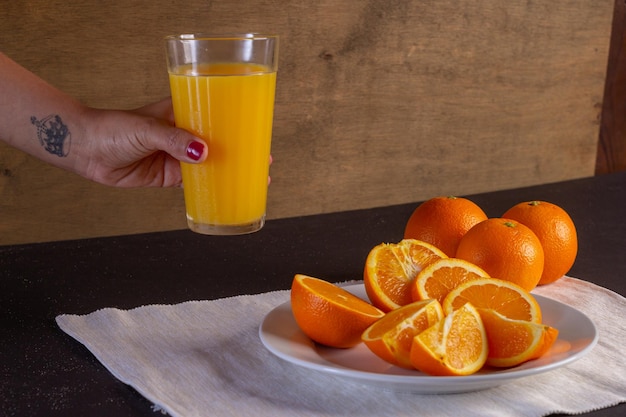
30, 114, 71, 157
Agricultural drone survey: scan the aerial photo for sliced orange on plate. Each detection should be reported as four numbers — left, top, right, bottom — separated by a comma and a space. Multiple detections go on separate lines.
442, 277, 542, 323
410, 303, 488, 376
362, 299, 443, 369
411, 257, 490, 305
290, 274, 384, 348
478, 308, 559, 367
364, 239, 447, 312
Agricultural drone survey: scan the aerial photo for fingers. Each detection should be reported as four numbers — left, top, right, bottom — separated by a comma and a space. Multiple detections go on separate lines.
135, 100, 208, 164
162, 125, 208, 163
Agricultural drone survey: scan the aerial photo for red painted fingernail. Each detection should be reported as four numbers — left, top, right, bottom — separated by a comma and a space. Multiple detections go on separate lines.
186, 141, 205, 161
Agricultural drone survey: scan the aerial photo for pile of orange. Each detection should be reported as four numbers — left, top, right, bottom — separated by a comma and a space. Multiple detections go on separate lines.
404, 197, 578, 291
365, 257, 557, 373
291, 271, 558, 376
287, 196, 574, 376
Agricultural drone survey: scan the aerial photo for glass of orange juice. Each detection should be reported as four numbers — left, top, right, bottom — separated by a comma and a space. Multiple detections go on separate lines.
165, 33, 278, 235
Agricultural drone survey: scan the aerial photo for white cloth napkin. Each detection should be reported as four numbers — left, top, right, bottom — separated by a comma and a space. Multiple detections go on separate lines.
56, 276, 625, 417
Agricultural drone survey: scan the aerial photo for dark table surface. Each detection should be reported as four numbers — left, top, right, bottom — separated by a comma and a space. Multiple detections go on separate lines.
1, 172, 625, 416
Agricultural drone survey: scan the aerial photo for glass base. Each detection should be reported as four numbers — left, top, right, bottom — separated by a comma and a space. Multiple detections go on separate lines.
187, 216, 265, 235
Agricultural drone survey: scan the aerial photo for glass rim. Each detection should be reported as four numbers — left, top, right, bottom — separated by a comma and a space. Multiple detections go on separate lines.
164, 33, 278, 41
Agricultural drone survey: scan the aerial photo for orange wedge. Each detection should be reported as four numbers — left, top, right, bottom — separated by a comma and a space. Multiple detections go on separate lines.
362, 299, 443, 368
409, 303, 488, 376
478, 308, 559, 367
290, 274, 385, 348
411, 257, 490, 305
364, 239, 447, 312
442, 277, 542, 323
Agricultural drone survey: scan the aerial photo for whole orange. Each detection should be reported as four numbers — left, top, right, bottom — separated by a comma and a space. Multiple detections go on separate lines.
502, 201, 578, 285
404, 196, 488, 257
455, 218, 545, 292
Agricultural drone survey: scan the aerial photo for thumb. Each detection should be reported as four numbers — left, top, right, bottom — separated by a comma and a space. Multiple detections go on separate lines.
134, 99, 208, 163
140, 120, 208, 164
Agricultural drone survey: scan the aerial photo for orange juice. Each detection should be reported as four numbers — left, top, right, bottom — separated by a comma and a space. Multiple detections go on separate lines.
169, 62, 276, 233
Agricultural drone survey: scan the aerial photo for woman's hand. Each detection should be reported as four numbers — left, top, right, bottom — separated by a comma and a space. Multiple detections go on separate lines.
78, 98, 208, 187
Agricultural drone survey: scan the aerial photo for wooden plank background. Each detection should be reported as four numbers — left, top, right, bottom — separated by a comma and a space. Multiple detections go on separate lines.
0, 0, 615, 245
597, 0, 626, 175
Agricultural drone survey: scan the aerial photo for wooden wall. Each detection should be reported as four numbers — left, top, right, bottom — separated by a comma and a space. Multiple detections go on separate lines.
0, 0, 615, 245
597, 0, 626, 174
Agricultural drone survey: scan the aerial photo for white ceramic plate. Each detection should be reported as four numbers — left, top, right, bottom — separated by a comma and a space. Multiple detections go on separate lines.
259, 284, 598, 394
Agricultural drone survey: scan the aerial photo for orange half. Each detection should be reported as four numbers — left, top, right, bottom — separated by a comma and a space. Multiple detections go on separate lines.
290, 274, 384, 348
364, 239, 447, 312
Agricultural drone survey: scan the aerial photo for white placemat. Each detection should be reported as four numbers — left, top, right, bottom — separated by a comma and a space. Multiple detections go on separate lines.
57, 276, 626, 417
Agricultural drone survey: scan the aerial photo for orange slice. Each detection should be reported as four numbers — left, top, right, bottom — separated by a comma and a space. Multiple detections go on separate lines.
362, 299, 443, 369
409, 303, 488, 376
411, 257, 490, 304
442, 277, 542, 323
290, 274, 385, 348
478, 308, 559, 367
364, 239, 447, 312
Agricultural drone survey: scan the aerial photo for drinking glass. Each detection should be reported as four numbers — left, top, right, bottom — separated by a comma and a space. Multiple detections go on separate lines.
165, 33, 278, 235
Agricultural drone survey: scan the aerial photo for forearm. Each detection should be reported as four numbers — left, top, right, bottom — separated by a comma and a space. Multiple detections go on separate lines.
1, 51, 207, 188
0, 51, 90, 174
